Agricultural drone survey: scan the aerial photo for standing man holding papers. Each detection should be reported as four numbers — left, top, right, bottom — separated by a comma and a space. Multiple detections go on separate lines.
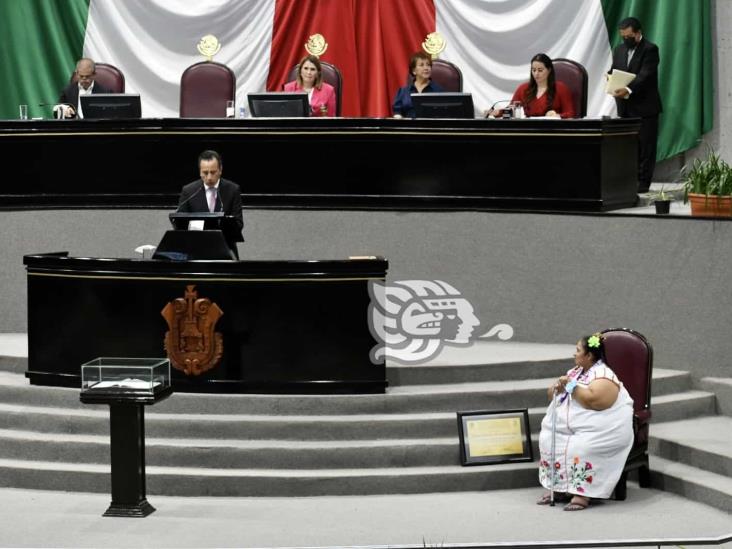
608, 17, 663, 193
177, 150, 244, 258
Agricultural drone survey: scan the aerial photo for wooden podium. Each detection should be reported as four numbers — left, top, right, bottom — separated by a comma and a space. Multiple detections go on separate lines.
25, 253, 387, 394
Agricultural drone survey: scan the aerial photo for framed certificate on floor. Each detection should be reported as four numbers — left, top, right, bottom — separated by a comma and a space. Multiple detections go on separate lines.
457, 409, 533, 466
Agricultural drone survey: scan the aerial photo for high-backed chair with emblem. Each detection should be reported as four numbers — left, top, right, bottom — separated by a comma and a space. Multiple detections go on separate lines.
179, 61, 236, 118
285, 61, 343, 116
70, 62, 125, 93
601, 327, 653, 500
406, 59, 463, 92
552, 58, 588, 118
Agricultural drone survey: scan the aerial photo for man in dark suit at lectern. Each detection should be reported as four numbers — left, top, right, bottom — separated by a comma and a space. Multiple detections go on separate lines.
177, 150, 244, 258
608, 17, 663, 193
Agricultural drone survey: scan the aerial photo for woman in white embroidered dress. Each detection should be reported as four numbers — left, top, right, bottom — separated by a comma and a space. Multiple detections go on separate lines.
537, 333, 634, 511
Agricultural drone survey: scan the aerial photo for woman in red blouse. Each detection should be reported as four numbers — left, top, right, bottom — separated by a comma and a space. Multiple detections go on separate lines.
495, 53, 576, 118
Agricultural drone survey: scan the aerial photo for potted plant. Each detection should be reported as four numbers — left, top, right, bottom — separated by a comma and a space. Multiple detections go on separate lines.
682, 149, 732, 217
649, 185, 672, 214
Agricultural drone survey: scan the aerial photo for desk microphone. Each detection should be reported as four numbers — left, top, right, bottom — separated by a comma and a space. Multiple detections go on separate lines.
215, 185, 224, 213
485, 99, 512, 118
175, 183, 205, 212
487, 99, 524, 119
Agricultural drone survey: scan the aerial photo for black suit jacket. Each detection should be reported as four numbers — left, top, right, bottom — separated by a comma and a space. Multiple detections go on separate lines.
177, 178, 244, 243
58, 81, 112, 116
610, 37, 662, 118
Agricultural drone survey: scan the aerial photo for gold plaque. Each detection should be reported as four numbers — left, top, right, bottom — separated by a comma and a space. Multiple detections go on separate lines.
466, 417, 524, 456
422, 31, 446, 60
305, 33, 328, 57
197, 34, 221, 61
457, 410, 533, 465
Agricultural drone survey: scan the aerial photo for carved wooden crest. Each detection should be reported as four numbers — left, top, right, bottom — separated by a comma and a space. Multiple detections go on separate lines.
161, 285, 223, 376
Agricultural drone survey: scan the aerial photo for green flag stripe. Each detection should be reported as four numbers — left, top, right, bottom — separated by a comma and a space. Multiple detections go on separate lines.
0, 0, 90, 120
600, 0, 714, 161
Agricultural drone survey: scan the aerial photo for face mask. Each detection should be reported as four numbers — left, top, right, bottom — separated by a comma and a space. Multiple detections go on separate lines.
623, 36, 637, 49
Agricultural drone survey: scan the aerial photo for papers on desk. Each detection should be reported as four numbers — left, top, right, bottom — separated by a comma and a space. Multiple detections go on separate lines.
606, 69, 635, 94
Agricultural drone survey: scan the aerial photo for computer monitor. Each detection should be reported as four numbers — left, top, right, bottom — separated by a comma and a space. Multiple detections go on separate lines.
79, 93, 141, 119
411, 92, 475, 119
247, 92, 310, 118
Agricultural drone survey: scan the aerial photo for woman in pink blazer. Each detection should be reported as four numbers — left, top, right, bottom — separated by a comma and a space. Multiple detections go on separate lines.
284, 55, 336, 117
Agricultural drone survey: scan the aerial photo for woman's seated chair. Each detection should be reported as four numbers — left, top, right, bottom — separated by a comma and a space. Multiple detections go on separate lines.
406, 59, 463, 92
180, 61, 236, 118
70, 62, 125, 93
552, 58, 588, 118
285, 61, 343, 116
602, 327, 653, 500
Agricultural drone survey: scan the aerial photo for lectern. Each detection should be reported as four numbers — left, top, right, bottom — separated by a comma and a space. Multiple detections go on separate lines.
80, 357, 172, 517
153, 212, 243, 260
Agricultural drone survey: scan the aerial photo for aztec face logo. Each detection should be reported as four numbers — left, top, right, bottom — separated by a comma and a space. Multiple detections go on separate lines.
368, 280, 513, 364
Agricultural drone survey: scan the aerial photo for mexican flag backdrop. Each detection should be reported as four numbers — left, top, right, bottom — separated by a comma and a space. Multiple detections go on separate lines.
0, 0, 712, 161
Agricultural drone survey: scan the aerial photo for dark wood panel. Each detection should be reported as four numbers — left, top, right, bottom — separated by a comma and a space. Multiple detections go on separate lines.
1, 117, 640, 211
24, 253, 388, 394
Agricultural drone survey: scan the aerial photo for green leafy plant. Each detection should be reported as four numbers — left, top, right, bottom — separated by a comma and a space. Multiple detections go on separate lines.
649, 184, 672, 203
682, 149, 732, 202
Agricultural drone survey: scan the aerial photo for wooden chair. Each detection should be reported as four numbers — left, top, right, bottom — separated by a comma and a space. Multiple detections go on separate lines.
286, 61, 343, 116
552, 58, 588, 118
70, 62, 125, 93
179, 61, 235, 118
601, 327, 653, 500
406, 59, 463, 92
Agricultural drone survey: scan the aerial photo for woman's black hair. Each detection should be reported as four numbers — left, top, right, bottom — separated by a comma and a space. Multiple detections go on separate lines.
579, 333, 605, 363
524, 53, 556, 111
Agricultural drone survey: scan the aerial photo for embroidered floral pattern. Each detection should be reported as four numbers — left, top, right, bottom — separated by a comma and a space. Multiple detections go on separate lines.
568, 456, 594, 492
538, 459, 564, 487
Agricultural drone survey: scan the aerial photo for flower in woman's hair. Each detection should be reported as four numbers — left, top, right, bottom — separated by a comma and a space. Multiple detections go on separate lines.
587, 334, 601, 348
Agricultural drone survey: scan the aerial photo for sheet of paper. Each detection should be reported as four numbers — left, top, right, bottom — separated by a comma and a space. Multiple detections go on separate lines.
188, 220, 205, 231
606, 69, 636, 94
91, 378, 161, 389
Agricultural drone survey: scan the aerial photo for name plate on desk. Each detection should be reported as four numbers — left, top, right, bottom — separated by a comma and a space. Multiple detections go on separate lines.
457, 409, 532, 465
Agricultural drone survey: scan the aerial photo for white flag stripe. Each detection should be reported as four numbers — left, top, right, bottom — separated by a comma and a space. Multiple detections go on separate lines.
435, 0, 617, 117
83, 0, 275, 118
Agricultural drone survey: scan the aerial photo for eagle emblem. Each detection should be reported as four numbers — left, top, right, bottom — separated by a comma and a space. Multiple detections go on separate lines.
161, 285, 223, 376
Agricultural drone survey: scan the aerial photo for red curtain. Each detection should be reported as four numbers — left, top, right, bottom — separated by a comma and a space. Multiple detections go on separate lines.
267, 0, 436, 117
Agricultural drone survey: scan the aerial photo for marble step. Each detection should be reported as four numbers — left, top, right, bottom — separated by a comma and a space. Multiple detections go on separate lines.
0, 458, 539, 496
0, 388, 715, 442
649, 455, 732, 514
650, 416, 732, 478
0, 368, 694, 416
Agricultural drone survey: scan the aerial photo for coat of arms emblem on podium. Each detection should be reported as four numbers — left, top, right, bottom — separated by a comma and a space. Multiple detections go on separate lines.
161, 285, 224, 375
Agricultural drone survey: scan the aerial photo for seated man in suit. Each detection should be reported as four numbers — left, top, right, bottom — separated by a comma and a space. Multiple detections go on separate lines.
177, 150, 244, 258
58, 58, 111, 118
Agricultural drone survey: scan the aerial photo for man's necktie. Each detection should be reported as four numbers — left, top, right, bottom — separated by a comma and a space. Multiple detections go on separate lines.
208, 187, 217, 212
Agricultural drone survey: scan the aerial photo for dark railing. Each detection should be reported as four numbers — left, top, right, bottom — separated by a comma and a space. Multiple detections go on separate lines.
0, 117, 640, 212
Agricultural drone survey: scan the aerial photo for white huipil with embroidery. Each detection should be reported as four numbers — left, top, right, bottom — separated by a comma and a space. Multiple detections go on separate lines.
538, 360, 634, 498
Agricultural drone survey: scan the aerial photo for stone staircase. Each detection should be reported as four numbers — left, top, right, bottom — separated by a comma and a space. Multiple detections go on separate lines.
0, 340, 729, 504
648, 390, 732, 513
